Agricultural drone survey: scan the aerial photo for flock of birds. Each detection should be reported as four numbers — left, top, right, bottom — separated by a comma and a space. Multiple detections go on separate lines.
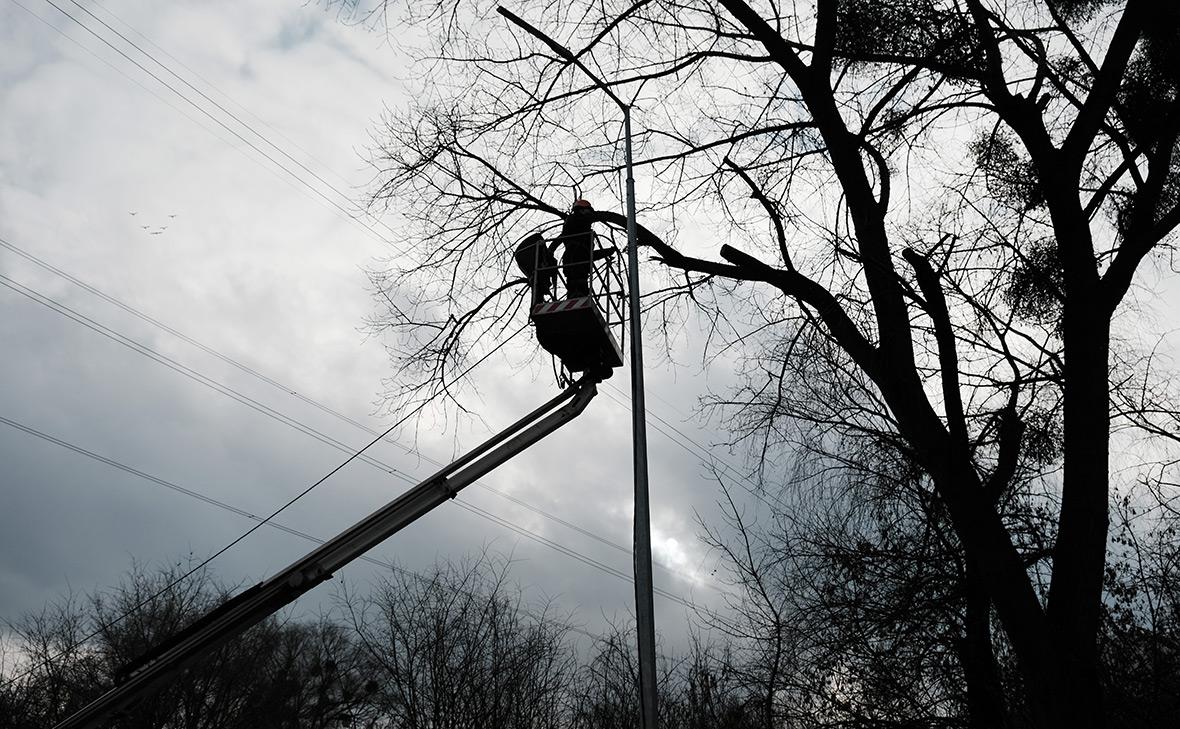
128, 211, 177, 236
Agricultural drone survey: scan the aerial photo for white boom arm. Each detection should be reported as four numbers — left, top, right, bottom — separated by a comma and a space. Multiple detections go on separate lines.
55, 376, 600, 729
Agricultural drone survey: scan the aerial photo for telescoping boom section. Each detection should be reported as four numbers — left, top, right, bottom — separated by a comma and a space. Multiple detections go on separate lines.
55, 376, 602, 729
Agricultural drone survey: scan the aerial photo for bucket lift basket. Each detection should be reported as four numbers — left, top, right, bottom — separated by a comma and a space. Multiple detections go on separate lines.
519, 229, 625, 375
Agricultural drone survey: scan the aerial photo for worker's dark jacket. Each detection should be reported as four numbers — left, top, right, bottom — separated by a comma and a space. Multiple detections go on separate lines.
558, 216, 609, 297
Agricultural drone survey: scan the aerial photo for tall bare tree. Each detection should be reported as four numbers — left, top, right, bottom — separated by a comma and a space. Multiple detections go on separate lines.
337, 1, 1180, 726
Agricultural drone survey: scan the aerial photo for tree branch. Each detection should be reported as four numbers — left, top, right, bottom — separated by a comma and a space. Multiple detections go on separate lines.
902, 245, 967, 452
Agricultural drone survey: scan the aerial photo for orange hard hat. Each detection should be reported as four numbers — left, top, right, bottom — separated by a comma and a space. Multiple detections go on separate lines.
571, 199, 593, 210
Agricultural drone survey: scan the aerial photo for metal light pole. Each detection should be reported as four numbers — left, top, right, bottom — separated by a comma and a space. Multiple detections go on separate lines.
497, 8, 657, 728
622, 104, 658, 729
623, 104, 660, 726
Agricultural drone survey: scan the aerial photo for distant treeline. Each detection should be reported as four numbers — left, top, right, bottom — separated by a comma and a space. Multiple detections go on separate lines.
2, 540, 1177, 728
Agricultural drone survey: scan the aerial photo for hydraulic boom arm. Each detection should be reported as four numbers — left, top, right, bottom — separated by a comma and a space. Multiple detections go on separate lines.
55, 376, 601, 729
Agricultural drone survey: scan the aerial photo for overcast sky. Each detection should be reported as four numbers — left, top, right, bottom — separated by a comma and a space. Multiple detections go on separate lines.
0, 0, 759, 660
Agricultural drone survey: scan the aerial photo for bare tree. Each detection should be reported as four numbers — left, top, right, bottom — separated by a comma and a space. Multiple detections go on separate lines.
699, 451, 1032, 729
339, 553, 577, 729
1099, 483, 1180, 728
327, 1, 1180, 726
569, 624, 760, 729
0, 560, 368, 728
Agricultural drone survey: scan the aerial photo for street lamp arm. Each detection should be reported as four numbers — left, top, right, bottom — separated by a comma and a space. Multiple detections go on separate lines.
496, 6, 628, 110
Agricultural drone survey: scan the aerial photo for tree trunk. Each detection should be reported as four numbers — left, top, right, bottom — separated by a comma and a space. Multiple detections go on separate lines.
1041, 310, 1111, 729
961, 565, 1008, 729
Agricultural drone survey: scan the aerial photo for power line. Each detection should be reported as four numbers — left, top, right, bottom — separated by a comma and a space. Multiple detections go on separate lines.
0, 270, 714, 649
0, 266, 753, 680
0, 265, 643, 575
10, 0, 383, 236
0, 272, 407, 474
0, 0, 754, 684
0, 414, 351, 557
0, 320, 535, 687
62, 0, 400, 243
17, 0, 765, 537
9, 0, 247, 159
34, 0, 407, 256
11, 0, 735, 594
88, 0, 359, 193
600, 382, 786, 512
0, 411, 619, 638
0, 236, 724, 593
0, 268, 705, 611
0, 414, 612, 684
447, 499, 699, 609
10, 6, 711, 564
10, 0, 705, 616
0, 237, 376, 433
0, 0, 762, 633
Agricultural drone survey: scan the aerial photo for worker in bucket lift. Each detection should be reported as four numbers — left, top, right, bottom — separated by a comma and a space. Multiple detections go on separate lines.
558, 199, 614, 298
514, 232, 558, 306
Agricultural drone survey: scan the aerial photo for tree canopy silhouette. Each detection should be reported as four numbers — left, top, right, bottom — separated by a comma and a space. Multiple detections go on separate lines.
344, 1, 1180, 726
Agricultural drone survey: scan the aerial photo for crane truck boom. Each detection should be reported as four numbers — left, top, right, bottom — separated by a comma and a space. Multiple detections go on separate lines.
55, 375, 602, 729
